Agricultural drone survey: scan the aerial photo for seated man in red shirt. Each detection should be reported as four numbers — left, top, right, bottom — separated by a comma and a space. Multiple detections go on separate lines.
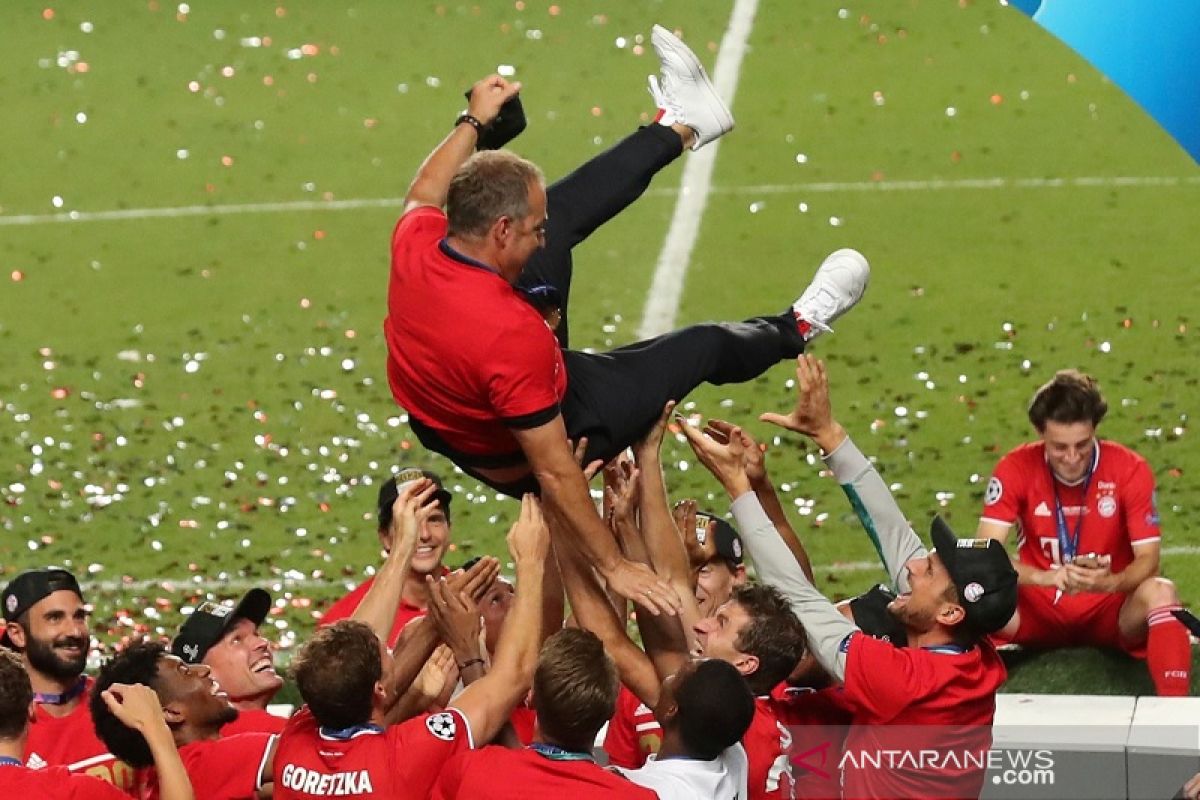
171, 589, 287, 736
0, 650, 194, 800
682, 355, 1020, 800
272, 493, 549, 799
977, 369, 1190, 695
434, 627, 655, 799
387, 25, 870, 614
1, 567, 139, 793
91, 642, 277, 800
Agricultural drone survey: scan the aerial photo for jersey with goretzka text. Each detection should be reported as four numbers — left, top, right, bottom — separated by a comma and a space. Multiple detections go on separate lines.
273, 706, 470, 799
981, 440, 1160, 572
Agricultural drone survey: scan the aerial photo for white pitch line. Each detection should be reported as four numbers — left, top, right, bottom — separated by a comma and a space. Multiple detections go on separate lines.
1, 175, 1196, 228
636, 0, 761, 339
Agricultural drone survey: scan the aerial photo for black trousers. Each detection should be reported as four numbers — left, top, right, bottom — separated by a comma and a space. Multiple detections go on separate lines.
461, 125, 806, 496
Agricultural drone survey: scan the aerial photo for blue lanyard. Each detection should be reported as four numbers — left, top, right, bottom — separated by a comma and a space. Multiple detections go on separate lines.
528, 742, 593, 762
318, 723, 383, 740
33, 675, 87, 706
1049, 446, 1099, 563
0, 756, 23, 767
923, 644, 968, 655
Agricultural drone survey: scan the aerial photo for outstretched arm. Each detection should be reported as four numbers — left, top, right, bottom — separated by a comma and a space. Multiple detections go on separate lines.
403, 75, 521, 214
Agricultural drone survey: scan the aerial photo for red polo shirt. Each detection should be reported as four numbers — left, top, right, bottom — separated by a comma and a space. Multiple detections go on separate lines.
385, 207, 567, 466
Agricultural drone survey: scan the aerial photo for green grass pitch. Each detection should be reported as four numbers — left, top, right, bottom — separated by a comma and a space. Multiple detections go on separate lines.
2, 1, 1198, 690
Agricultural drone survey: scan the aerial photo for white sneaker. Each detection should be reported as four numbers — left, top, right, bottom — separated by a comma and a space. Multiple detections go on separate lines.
647, 24, 734, 150
792, 249, 870, 341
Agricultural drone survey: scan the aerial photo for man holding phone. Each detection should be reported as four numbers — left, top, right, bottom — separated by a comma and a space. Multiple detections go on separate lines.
976, 369, 1191, 695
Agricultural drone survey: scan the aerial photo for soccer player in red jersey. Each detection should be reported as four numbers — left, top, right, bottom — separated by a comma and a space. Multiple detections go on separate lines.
0, 568, 141, 793
320, 469, 461, 649
433, 627, 655, 799
682, 355, 1020, 800
171, 589, 287, 736
977, 369, 1190, 695
91, 642, 277, 800
0, 649, 195, 800
273, 493, 549, 799
387, 27, 869, 617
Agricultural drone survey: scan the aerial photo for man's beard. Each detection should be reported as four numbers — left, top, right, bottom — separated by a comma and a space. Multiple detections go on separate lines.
25, 632, 88, 682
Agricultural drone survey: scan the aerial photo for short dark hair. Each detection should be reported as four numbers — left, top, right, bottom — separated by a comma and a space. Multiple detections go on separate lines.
292, 621, 380, 729
1027, 369, 1108, 431
531, 628, 618, 752
91, 640, 167, 768
0, 648, 33, 740
731, 585, 807, 695
446, 150, 544, 238
675, 660, 755, 760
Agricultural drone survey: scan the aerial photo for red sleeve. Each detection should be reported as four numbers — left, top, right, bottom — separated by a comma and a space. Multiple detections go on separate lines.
318, 581, 371, 627
184, 733, 274, 800
1122, 455, 1162, 545
603, 688, 646, 769
430, 750, 472, 800
485, 323, 562, 424
391, 206, 447, 264
842, 634, 924, 723
981, 449, 1025, 525
69, 774, 130, 800
392, 710, 472, 797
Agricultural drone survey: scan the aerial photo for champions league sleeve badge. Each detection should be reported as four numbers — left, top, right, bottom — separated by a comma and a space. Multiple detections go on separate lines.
425, 712, 458, 742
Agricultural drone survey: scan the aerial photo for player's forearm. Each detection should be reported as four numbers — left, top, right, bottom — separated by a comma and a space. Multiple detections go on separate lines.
536, 464, 623, 571
144, 723, 196, 800
822, 436, 926, 593
1015, 559, 1058, 587
751, 476, 815, 583
404, 124, 478, 209
730, 492, 855, 681
636, 458, 703, 637
384, 618, 440, 713
351, 551, 412, 644
492, 560, 545, 683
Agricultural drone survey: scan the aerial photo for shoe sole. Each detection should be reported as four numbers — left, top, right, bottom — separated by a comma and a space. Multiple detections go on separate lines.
651, 25, 735, 140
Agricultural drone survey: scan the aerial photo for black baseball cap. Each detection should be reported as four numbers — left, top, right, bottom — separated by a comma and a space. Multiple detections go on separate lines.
1, 567, 85, 648
171, 589, 272, 665
696, 513, 743, 566
377, 468, 453, 531
930, 517, 1018, 635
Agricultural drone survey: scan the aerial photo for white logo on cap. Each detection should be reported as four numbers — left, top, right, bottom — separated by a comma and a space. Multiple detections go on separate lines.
732, 540, 742, 559
963, 582, 985, 603
199, 602, 231, 619
182, 643, 200, 662
5, 595, 16, 615
1098, 496, 1117, 518
985, 477, 1003, 506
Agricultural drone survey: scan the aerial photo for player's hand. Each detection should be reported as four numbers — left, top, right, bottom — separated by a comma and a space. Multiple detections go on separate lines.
506, 494, 550, 567
388, 479, 438, 563
569, 437, 604, 482
603, 456, 640, 532
1040, 566, 1069, 592
1181, 770, 1200, 800
677, 416, 752, 498
101, 683, 169, 734
706, 419, 769, 487
674, 499, 715, 569
760, 355, 845, 452
633, 400, 676, 464
601, 558, 681, 617
467, 75, 521, 126
446, 555, 501, 604
413, 645, 457, 707
1064, 555, 1115, 594
425, 576, 484, 662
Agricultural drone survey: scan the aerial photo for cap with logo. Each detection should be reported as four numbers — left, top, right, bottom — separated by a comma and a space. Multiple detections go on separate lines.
930, 517, 1018, 635
695, 513, 744, 566
171, 589, 272, 665
377, 467, 453, 531
1, 567, 85, 648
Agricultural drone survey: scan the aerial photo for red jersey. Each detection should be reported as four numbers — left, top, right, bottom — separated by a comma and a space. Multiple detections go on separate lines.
273, 706, 470, 799
319, 576, 436, 649
432, 746, 657, 800
0, 764, 128, 800
603, 686, 661, 769
142, 733, 275, 800
222, 708, 288, 736
385, 206, 567, 463
24, 678, 140, 795
982, 440, 1160, 572
840, 633, 1005, 800
772, 687, 855, 800
509, 704, 537, 746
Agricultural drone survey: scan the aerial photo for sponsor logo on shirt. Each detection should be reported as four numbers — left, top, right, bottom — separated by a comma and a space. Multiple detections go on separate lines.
26, 752, 47, 769
1034, 502, 1052, 517
279, 764, 374, 796
1097, 496, 1117, 518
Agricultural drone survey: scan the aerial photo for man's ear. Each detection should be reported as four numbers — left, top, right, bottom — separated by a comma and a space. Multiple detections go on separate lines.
161, 700, 187, 728
938, 603, 966, 628
5, 622, 27, 650
733, 652, 760, 680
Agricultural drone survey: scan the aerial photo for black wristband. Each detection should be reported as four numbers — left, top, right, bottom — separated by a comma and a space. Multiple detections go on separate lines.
455, 113, 485, 135
457, 657, 484, 671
